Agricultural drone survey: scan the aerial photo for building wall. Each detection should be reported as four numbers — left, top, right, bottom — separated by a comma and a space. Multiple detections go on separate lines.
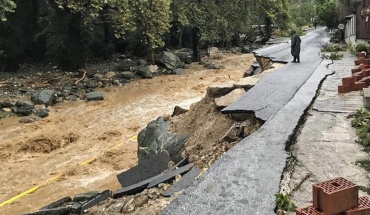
357, 0, 370, 39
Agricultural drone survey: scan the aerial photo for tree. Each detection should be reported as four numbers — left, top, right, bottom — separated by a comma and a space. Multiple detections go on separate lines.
316, 0, 339, 30
0, 0, 16, 21
129, 0, 171, 63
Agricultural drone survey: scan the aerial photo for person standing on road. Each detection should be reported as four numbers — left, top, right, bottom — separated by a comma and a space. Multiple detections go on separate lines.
291, 30, 301, 63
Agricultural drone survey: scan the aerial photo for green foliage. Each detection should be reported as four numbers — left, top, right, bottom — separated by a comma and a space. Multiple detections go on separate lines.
356, 160, 370, 172
275, 193, 296, 212
316, 0, 339, 29
321, 45, 347, 52
359, 186, 370, 195
0, 0, 16, 21
351, 108, 370, 152
321, 52, 343, 61
356, 44, 370, 53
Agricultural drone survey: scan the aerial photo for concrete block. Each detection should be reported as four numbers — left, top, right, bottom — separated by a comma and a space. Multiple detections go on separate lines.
346, 196, 370, 215
147, 163, 193, 188
116, 151, 170, 187
39, 197, 72, 210
313, 177, 358, 215
80, 190, 110, 214
162, 167, 201, 197
363, 88, 370, 109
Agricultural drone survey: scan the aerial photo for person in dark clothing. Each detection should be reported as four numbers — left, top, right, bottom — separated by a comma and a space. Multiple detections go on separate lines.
291, 30, 301, 63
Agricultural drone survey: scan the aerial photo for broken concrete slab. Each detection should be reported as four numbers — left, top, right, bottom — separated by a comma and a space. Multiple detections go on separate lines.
22, 207, 70, 215
363, 88, 370, 109
73, 191, 100, 202
117, 151, 170, 187
80, 190, 110, 214
113, 163, 193, 199
162, 167, 201, 197
39, 196, 72, 210
233, 77, 259, 89
113, 177, 152, 198
168, 156, 189, 171
207, 83, 234, 98
215, 89, 245, 109
147, 163, 194, 188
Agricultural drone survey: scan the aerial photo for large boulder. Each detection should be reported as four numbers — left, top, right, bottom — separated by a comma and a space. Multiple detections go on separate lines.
174, 52, 192, 64
118, 71, 137, 80
138, 117, 188, 163
86, 92, 104, 101
158, 52, 184, 70
116, 59, 139, 71
12, 101, 35, 116
31, 90, 55, 106
133, 66, 154, 79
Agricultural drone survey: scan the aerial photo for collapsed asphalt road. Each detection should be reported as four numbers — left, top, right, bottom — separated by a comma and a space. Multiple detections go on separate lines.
161, 28, 333, 214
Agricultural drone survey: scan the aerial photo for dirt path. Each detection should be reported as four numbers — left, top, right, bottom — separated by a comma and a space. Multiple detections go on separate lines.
0, 53, 255, 214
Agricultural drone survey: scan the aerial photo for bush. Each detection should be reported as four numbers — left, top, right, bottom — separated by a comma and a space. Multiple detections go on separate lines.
356, 44, 369, 53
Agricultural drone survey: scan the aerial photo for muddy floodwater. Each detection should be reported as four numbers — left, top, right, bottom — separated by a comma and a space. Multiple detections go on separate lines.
0, 54, 255, 214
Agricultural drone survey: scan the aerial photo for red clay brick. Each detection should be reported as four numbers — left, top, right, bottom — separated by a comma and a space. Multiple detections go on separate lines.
359, 64, 370, 71
354, 82, 367, 91
354, 74, 363, 82
364, 59, 370, 66
338, 85, 351, 93
355, 58, 365, 66
296, 206, 326, 215
346, 196, 370, 215
359, 77, 370, 86
358, 52, 367, 59
313, 177, 358, 215
362, 69, 370, 77
342, 77, 355, 85
352, 67, 362, 74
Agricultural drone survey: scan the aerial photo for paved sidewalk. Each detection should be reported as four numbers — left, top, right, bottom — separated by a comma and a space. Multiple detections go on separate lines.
286, 52, 369, 210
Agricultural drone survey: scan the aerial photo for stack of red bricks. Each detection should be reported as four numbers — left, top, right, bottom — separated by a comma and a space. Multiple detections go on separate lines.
296, 177, 370, 215
338, 52, 370, 93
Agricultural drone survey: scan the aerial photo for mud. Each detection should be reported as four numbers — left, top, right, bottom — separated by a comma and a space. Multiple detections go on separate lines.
0, 53, 256, 214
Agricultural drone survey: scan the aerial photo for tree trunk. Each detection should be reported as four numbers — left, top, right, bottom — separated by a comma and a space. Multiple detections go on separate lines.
192, 27, 200, 61
261, 17, 272, 45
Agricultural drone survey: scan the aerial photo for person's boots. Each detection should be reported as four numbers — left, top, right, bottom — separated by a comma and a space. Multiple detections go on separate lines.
292, 57, 296, 63
297, 56, 300, 63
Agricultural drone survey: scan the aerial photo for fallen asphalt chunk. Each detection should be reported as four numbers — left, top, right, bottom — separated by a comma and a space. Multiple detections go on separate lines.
116, 151, 170, 187
79, 190, 110, 214
162, 167, 201, 197
147, 163, 194, 188
168, 156, 188, 171
112, 163, 194, 198
22, 207, 70, 215
39, 196, 72, 210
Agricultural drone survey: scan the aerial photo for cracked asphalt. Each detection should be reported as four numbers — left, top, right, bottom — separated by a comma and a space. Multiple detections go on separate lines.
161, 28, 334, 214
